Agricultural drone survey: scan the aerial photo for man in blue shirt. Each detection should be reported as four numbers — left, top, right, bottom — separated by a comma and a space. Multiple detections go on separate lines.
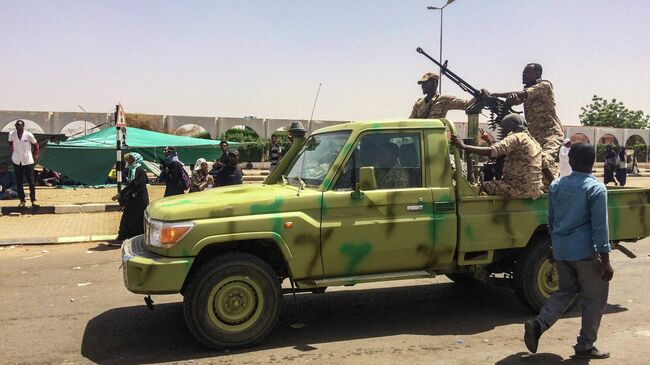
524, 142, 613, 360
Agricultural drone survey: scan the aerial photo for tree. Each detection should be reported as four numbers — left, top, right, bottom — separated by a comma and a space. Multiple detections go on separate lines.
579, 95, 649, 129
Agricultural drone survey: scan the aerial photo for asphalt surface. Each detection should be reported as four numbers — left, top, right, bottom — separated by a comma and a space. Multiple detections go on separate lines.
2, 240, 650, 364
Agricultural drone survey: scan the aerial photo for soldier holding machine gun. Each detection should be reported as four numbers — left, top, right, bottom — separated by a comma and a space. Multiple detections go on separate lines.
485, 63, 564, 188
415, 48, 556, 184
409, 71, 477, 119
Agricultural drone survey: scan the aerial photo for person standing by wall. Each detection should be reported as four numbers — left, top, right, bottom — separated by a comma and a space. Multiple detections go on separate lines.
603, 145, 618, 186
214, 150, 243, 187
7, 120, 39, 207
615, 146, 627, 186
269, 134, 283, 172
111, 153, 149, 246
161, 146, 187, 196
524, 142, 613, 360
558, 138, 572, 177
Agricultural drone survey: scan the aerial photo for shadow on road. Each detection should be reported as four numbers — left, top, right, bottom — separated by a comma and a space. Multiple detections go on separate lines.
495, 351, 590, 364
81, 282, 626, 364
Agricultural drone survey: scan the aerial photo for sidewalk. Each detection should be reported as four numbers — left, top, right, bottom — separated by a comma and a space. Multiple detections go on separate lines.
0, 212, 120, 245
0, 169, 267, 214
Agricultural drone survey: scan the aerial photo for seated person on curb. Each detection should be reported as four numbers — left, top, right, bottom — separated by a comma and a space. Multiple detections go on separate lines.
0, 162, 18, 200
451, 113, 546, 199
375, 143, 409, 189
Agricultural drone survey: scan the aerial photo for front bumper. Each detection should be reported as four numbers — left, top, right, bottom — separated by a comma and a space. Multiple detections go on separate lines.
121, 235, 194, 294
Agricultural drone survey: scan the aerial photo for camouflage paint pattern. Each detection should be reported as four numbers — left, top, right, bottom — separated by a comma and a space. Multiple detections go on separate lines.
123, 119, 650, 295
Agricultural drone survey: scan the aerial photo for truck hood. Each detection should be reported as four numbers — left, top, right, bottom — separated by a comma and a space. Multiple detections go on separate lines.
146, 184, 317, 221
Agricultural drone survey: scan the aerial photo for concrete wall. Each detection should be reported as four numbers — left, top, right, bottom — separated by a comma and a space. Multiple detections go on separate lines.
2, 109, 648, 145
51, 112, 111, 137
0, 110, 51, 133
218, 117, 265, 139
167, 115, 217, 138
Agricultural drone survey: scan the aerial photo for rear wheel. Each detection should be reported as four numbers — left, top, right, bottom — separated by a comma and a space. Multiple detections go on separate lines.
514, 234, 561, 313
183, 252, 282, 349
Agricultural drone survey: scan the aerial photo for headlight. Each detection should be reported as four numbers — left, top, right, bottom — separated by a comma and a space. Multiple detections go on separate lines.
148, 220, 195, 248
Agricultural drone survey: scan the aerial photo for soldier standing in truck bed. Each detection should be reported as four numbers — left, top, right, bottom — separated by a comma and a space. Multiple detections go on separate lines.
488, 63, 564, 187
409, 72, 477, 119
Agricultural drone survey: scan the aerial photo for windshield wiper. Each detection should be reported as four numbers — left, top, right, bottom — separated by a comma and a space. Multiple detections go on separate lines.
281, 175, 288, 186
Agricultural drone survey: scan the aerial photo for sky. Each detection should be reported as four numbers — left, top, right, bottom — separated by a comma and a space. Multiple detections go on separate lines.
1, 0, 649, 126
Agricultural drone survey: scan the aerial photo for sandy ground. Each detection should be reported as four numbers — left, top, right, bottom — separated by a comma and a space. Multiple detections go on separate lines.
1, 240, 650, 365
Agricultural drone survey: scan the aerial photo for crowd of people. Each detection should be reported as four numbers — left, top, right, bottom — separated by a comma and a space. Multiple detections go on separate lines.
109, 142, 247, 246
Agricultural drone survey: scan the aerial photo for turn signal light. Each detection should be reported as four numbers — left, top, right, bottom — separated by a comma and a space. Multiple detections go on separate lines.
160, 225, 193, 246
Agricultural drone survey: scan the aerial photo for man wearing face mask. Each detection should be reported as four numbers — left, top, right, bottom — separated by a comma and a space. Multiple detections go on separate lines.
409, 72, 476, 119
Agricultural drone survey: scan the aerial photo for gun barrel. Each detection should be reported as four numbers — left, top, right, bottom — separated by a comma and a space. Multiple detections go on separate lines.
416, 47, 480, 96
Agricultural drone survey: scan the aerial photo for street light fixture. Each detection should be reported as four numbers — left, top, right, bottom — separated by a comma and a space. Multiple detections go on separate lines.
427, 0, 455, 94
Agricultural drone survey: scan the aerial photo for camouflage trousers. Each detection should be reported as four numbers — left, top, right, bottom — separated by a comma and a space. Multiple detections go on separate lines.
482, 179, 541, 199
539, 136, 564, 189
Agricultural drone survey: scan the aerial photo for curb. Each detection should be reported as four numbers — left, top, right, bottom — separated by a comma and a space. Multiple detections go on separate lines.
0, 203, 120, 216
0, 234, 117, 246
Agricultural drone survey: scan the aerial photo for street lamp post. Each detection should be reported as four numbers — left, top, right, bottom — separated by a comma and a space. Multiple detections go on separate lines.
427, 0, 455, 94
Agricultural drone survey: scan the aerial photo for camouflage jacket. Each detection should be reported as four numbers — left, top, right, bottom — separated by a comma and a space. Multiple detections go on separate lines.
410, 95, 472, 119
489, 132, 543, 198
515, 80, 564, 143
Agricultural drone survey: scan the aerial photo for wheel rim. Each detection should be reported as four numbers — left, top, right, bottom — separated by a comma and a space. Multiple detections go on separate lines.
537, 258, 558, 298
207, 275, 265, 332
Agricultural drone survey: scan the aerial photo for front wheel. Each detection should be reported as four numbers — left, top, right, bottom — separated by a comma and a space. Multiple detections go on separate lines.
183, 252, 282, 349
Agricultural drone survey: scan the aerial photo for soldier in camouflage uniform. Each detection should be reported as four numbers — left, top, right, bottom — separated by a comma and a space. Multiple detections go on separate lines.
375, 143, 409, 189
489, 63, 564, 187
409, 72, 476, 119
451, 114, 543, 199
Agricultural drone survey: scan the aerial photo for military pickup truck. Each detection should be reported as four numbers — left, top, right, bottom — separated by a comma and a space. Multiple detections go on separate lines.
121, 119, 650, 349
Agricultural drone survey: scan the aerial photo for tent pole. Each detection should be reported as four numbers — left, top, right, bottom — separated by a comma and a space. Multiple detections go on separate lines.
115, 105, 122, 193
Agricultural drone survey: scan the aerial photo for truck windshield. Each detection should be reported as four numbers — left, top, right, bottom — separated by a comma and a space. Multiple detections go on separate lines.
285, 131, 351, 187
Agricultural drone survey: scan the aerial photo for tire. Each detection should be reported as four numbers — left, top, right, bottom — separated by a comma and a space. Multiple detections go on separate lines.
513, 234, 560, 313
183, 252, 282, 349
445, 273, 480, 285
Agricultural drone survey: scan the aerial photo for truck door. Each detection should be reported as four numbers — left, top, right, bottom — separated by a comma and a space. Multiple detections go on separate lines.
321, 131, 436, 277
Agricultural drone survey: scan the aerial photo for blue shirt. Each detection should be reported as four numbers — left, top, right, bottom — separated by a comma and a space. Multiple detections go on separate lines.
548, 171, 611, 261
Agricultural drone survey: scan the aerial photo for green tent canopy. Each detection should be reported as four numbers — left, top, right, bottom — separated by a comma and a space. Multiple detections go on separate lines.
39, 127, 239, 185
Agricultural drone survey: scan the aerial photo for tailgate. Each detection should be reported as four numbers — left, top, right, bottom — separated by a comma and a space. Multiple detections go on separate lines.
607, 187, 650, 241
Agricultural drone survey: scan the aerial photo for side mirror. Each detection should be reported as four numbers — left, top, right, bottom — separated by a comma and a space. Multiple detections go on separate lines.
359, 166, 377, 191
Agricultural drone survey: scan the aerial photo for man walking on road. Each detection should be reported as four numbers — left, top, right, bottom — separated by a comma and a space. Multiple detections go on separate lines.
524, 142, 613, 360
8, 120, 39, 207
488, 63, 564, 189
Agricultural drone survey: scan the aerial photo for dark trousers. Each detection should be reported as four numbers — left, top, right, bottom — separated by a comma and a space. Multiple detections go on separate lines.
13, 163, 36, 202
535, 255, 609, 352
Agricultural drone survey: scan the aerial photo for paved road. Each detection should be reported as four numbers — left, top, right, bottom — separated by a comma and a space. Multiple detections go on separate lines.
2, 241, 650, 365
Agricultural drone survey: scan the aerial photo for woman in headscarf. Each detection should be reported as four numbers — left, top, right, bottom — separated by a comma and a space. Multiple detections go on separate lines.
189, 158, 214, 193
110, 152, 149, 246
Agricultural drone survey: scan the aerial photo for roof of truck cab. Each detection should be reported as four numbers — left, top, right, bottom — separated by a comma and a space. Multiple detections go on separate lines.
312, 119, 450, 135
